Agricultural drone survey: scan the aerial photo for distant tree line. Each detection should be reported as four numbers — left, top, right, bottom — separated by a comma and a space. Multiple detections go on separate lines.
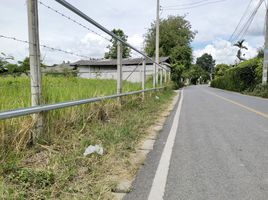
0, 54, 48, 76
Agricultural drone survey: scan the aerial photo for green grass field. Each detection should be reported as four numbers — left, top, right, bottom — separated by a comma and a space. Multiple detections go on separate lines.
0, 76, 147, 111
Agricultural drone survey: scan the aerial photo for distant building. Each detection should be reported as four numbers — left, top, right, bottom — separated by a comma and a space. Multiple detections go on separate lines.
42, 61, 77, 75
71, 57, 171, 82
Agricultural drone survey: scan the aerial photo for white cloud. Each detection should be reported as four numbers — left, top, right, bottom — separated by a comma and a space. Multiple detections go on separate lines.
0, 0, 266, 66
127, 34, 144, 57
128, 34, 144, 49
40, 33, 110, 65
193, 39, 258, 65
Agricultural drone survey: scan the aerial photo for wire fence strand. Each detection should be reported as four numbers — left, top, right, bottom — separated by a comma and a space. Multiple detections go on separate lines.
0, 34, 91, 59
39, 1, 111, 42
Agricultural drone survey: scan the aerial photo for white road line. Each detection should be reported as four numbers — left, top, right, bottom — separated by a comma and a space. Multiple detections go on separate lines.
148, 89, 184, 200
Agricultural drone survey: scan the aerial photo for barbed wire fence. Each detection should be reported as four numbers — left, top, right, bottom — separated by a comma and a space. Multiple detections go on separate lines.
0, 0, 171, 140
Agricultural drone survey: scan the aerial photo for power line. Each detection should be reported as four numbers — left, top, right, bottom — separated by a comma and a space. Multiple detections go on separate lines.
231, 0, 263, 42
0, 34, 92, 59
231, 0, 264, 43
38, 1, 111, 42
161, 0, 227, 10
228, 0, 254, 42
163, 0, 225, 8
239, 1, 264, 40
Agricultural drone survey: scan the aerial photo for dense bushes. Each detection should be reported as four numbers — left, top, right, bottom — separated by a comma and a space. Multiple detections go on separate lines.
211, 58, 263, 92
247, 84, 268, 98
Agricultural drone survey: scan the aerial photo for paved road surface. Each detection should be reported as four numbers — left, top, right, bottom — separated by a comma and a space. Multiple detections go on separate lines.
124, 85, 268, 200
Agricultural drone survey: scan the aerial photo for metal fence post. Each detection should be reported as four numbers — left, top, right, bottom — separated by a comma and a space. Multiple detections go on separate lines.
142, 58, 146, 100
27, 0, 43, 140
117, 41, 123, 103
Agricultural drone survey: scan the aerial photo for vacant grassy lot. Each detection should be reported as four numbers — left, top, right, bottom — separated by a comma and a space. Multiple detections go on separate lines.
0, 76, 174, 199
0, 76, 145, 111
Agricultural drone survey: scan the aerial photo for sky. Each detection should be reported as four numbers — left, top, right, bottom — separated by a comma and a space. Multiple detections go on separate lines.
0, 0, 266, 65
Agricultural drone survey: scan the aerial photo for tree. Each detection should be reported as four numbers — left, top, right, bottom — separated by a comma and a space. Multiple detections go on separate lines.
234, 39, 248, 62
183, 65, 210, 85
170, 45, 193, 69
256, 47, 264, 59
0, 52, 13, 74
196, 53, 216, 73
104, 29, 131, 59
214, 64, 230, 78
18, 57, 30, 74
144, 15, 196, 87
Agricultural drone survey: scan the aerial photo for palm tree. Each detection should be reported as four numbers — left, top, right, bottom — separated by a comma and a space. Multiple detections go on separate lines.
234, 39, 248, 62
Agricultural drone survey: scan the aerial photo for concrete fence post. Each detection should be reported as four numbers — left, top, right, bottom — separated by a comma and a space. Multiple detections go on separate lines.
168, 70, 171, 83
142, 58, 146, 101
117, 41, 123, 103
153, 63, 156, 88
160, 67, 163, 87
164, 67, 167, 84
27, 0, 43, 140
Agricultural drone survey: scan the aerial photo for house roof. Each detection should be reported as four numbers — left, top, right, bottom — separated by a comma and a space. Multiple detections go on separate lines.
71, 57, 170, 67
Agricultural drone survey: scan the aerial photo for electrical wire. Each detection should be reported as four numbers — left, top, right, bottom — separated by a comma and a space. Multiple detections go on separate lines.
231, 0, 264, 43
228, 0, 254, 42
235, 0, 263, 41
163, 0, 225, 8
0, 34, 91, 59
38, 1, 111, 42
239, 1, 263, 40
161, 0, 227, 10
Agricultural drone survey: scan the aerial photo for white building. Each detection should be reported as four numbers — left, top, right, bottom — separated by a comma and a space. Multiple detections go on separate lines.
71, 57, 171, 83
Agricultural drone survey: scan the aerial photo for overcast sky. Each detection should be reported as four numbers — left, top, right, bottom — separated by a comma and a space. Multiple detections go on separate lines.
0, 0, 266, 65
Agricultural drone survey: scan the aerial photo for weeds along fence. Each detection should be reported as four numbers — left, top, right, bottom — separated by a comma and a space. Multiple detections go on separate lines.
0, 0, 171, 146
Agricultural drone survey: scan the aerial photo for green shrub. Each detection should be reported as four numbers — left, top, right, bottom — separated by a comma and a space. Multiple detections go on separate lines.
211, 58, 262, 92
246, 84, 268, 98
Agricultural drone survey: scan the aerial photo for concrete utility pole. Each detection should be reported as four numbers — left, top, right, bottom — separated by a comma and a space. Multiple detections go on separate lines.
117, 41, 123, 103
155, 0, 160, 86
263, 5, 268, 85
27, 0, 43, 138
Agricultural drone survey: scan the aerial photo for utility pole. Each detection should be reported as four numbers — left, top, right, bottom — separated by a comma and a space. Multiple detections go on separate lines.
27, 0, 43, 139
155, 0, 160, 86
263, 5, 268, 85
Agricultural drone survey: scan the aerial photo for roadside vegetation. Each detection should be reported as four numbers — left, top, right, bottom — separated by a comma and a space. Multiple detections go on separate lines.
211, 56, 268, 98
0, 76, 174, 199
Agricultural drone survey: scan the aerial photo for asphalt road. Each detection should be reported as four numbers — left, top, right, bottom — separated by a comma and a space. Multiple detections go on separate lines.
124, 85, 268, 200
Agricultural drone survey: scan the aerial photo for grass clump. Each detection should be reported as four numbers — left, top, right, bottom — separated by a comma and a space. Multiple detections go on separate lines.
245, 84, 268, 98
